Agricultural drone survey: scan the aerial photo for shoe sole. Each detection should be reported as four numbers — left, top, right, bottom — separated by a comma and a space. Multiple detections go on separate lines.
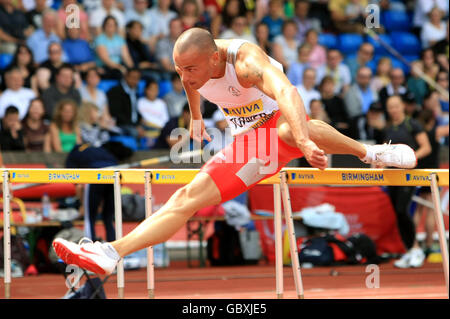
53, 240, 107, 275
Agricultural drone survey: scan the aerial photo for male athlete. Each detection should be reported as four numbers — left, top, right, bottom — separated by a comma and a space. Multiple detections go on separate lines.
53, 28, 416, 275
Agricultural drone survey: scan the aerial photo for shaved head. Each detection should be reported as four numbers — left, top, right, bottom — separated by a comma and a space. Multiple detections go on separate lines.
174, 28, 218, 55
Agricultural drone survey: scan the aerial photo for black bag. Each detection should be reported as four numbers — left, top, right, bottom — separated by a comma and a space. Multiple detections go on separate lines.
298, 236, 335, 266
121, 194, 146, 221
207, 221, 244, 266
347, 233, 380, 264
0, 235, 30, 272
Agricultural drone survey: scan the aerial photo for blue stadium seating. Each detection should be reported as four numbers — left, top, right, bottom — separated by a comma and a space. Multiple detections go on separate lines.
337, 33, 364, 55
0, 53, 13, 70
97, 79, 119, 93
382, 10, 411, 32
367, 34, 393, 56
158, 80, 173, 98
390, 57, 410, 74
390, 31, 421, 56
318, 33, 338, 50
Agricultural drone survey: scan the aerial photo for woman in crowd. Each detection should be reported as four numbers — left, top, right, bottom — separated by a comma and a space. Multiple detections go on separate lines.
21, 98, 50, 152
421, 7, 447, 49
370, 57, 392, 93
46, 99, 81, 153
78, 101, 111, 147
3, 44, 37, 93
304, 28, 327, 69
272, 19, 300, 71
211, 0, 247, 38
419, 48, 440, 82
254, 21, 272, 56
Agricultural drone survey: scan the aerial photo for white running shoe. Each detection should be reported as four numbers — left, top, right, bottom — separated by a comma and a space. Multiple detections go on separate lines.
364, 142, 417, 168
408, 248, 425, 268
53, 237, 119, 275
394, 251, 412, 268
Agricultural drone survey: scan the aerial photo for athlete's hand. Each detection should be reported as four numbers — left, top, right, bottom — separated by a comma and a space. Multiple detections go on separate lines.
189, 117, 212, 143
299, 139, 328, 170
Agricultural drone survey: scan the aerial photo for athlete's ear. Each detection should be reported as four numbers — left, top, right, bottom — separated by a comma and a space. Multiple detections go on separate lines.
211, 50, 220, 65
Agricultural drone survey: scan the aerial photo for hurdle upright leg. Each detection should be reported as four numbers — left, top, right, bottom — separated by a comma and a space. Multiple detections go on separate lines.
273, 184, 284, 299
280, 172, 304, 299
2, 171, 11, 299
429, 173, 449, 297
144, 171, 155, 299
114, 171, 125, 299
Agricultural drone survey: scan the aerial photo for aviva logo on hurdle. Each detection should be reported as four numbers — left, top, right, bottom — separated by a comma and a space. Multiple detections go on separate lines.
97, 173, 114, 181
406, 174, 432, 182
291, 173, 315, 180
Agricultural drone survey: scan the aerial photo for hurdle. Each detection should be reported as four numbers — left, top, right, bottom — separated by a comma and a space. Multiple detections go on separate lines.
1, 168, 449, 299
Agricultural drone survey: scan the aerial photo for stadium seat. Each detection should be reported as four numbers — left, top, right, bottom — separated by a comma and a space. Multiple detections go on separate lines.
337, 33, 364, 55
390, 57, 410, 74
382, 10, 411, 32
367, 34, 392, 56
97, 79, 119, 93
390, 32, 421, 56
0, 53, 13, 70
158, 80, 173, 98
318, 33, 338, 50
137, 79, 146, 97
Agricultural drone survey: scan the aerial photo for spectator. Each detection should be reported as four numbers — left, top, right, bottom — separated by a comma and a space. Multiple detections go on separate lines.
0, 67, 36, 120
254, 21, 272, 56
22, 0, 54, 11
78, 101, 111, 147
344, 66, 378, 120
379, 95, 431, 268
261, 0, 285, 41
156, 17, 184, 80
62, 27, 96, 74
148, 0, 178, 40
219, 15, 257, 44
41, 63, 82, 120
107, 67, 142, 137
138, 79, 170, 147
328, 0, 366, 34
1, 44, 37, 92
370, 57, 392, 93
83, 0, 104, 14
0, 0, 33, 54
406, 60, 429, 106
38, 42, 67, 87
346, 43, 374, 83
378, 68, 408, 111
423, 90, 447, 128
26, 9, 62, 64
163, 73, 187, 118
402, 91, 421, 120
309, 98, 330, 123
211, 0, 247, 38
304, 29, 326, 69
0, 105, 25, 151
287, 43, 311, 86
21, 97, 50, 152
421, 7, 447, 49
293, 0, 321, 43
124, 0, 154, 43
272, 19, 299, 71
46, 99, 81, 153
94, 15, 134, 79
125, 20, 161, 82
154, 102, 191, 149
319, 75, 351, 136
295, 68, 320, 115
179, 0, 210, 31
89, 0, 126, 37
358, 101, 386, 144
316, 49, 352, 95
413, 0, 448, 36
25, 0, 49, 30
431, 23, 449, 71
56, 0, 90, 41
436, 70, 449, 115
344, 0, 367, 25
419, 48, 440, 82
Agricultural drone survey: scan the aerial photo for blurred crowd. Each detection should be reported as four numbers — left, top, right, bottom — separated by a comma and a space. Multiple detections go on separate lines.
0, 0, 448, 157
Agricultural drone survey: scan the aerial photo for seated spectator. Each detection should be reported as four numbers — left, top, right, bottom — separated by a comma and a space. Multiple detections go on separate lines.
431, 23, 449, 71
419, 48, 440, 82
26, 0, 49, 30
319, 75, 351, 136
413, 0, 448, 36
421, 7, 447, 49
304, 29, 326, 69
0, 67, 36, 120
379, 68, 409, 111
211, 0, 247, 38
358, 101, 386, 144
156, 17, 184, 80
0, 0, 33, 54
272, 19, 299, 71
124, 0, 154, 44
254, 21, 272, 56
407, 60, 429, 106
261, 0, 285, 41
316, 49, 352, 95
436, 70, 449, 116
21, 97, 51, 152
125, 20, 161, 82
62, 27, 96, 74
26, 9, 62, 65
1, 44, 37, 93
138, 80, 170, 147
370, 57, 392, 93
163, 73, 187, 118
46, 99, 81, 153
89, 0, 126, 37
153, 102, 191, 149
328, 0, 366, 34
309, 99, 330, 123
293, 0, 322, 43
344, 0, 367, 25
148, 0, 178, 40
295, 68, 320, 114
41, 63, 82, 120
179, 0, 210, 31
107, 67, 142, 137
94, 15, 134, 79
287, 43, 311, 86
57, 0, 90, 41
344, 66, 378, 120
346, 43, 374, 83
37, 42, 66, 87
402, 92, 421, 120
83, 0, 104, 14
219, 15, 257, 44
0, 105, 25, 151
78, 101, 111, 147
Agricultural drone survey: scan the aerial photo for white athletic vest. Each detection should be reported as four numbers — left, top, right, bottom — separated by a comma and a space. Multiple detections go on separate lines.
197, 39, 283, 136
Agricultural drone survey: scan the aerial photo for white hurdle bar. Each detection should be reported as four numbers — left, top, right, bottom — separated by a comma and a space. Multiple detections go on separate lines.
144, 171, 155, 299
2, 171, 11, 299
273, 184, 284, 299
114, 171, 125, 299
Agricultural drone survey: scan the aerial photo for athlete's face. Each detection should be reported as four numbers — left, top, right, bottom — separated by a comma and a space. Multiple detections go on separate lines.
174, 47, 217, 90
